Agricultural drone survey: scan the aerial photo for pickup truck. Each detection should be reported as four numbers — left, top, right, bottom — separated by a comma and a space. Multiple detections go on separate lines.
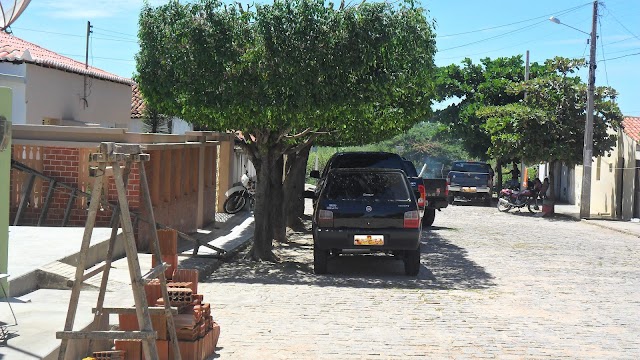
402, 159, 448, 227
310, 152, 447, 227
446, 161, 494, 206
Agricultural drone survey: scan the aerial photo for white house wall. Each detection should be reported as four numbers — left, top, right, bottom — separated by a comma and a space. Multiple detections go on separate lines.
0, 62, 26, 124
24, 64, 130, 127
620, 132, 637, 220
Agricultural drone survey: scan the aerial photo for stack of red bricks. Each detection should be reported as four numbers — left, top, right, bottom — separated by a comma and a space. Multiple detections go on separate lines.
110, 229, 220, 360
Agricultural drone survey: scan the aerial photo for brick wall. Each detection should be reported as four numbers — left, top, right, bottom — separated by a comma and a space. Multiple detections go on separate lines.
10, 141, 218, 251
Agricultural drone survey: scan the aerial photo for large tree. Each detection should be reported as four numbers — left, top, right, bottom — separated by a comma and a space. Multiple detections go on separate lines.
136, 0, 436, 260
480, 57, 622, 200
434, 56, 544, 184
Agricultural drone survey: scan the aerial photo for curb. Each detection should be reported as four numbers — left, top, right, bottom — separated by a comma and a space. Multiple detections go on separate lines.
581, 220, 640, 238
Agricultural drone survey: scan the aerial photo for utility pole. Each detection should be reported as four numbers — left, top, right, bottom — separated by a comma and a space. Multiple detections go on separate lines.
83, 21, 93, 108
580, 1, 598, 219
521, 50, 530, 190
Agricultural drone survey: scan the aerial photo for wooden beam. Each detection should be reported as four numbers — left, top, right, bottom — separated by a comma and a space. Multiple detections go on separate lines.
37, 179, 56, 226
13, 174, 35, 226
57, 330, 156, 340
61, 188, 77, 227
92, 307, 178, 315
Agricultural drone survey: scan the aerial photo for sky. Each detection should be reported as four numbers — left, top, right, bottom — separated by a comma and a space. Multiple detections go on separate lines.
5, 0, 640, 116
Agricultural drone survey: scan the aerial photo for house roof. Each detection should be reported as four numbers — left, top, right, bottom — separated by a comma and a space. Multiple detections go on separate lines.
0, 32, 133, 85
622, 116, 640, 142
131, 84, 146, 119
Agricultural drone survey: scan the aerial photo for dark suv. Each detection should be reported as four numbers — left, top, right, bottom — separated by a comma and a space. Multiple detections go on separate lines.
312, 168, 422, 276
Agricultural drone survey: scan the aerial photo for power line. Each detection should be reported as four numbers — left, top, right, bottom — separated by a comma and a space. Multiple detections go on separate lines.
604, 6, 640, 41
598, 19, 609, 86
10, 26, 138, 43
438, 3, 589, 52
92, 26, 137, 39
437, 2, 591, 38
598, 51, 640, 62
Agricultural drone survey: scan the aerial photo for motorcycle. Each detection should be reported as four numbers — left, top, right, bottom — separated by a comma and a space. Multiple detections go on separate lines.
497, 187, 540, 213
223, 172, 256, 214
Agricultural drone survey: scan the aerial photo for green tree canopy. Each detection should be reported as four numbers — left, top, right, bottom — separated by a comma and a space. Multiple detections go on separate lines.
434, 56, 543, 159
479, 57, 622, 199
136, 0, 437, 260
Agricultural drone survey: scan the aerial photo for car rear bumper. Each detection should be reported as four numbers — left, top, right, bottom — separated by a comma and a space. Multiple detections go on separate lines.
313, 227, 420, 251
448, 185, 491, 194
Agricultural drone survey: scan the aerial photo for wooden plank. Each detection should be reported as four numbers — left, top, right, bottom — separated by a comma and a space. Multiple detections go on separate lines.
37, 179, 56, 226
57, 330, 156, 340
140, 162, 182, 360
61, 188, 77, 227
88, 162, 132, 354
13, 174, 35, 226
58, 162, 107, 360
141, 263, 169, 281
172, 149, 181, 200
114, 143, 142, 154
151, 150, 161, 206
93, 307, 178, 315
112, 162, 160, 360
162, 150, 172, 203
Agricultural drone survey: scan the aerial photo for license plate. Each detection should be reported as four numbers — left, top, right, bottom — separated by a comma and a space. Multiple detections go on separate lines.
462, 187, 477, 193
354, 235, 384, 246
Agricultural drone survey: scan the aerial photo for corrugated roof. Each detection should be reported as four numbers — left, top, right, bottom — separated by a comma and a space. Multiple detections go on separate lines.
622, 116, 640, 142
0, 32, 133, 85
131, 84, 146, 119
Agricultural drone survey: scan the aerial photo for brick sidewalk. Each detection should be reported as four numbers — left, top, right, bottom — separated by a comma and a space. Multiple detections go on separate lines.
199, 204, 640, 359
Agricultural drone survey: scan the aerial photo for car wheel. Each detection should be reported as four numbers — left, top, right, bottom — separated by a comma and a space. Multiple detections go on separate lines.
422, 208, 436, 228
447, 194, 455, 205
314, 245, 328, 274
404, 247, 421, 276
483, 194, 492, 207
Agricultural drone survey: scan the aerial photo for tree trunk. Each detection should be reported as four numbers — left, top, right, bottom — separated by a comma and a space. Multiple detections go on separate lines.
496, 158, 503, 189
548, 160, 556, 202
284, 143, 312, 231
271, 154, 287, 242
249, 145, 281, 261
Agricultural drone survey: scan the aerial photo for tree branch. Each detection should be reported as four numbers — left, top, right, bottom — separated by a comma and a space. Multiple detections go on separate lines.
285, 128, 332, 139
284, 133, 319, 156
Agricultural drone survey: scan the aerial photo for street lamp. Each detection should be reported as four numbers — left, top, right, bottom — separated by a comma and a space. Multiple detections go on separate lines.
549, 1, 598, 219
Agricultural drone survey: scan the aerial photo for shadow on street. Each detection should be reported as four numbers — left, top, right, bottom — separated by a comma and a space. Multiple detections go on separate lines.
202, 225, 495, 291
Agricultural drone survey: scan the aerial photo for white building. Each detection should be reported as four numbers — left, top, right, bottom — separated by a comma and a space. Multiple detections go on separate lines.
0, 32, 133, 128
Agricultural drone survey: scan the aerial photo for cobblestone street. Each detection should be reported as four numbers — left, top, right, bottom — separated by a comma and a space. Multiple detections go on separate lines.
200, 203, 640, 359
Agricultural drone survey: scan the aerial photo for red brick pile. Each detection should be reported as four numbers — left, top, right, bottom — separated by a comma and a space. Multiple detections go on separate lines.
96, 229, 220, 360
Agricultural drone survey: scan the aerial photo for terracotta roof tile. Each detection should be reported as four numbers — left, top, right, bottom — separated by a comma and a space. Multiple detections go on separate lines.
131, 84, 146, 119
622, 116, 640, 142
0, 32, 133, 85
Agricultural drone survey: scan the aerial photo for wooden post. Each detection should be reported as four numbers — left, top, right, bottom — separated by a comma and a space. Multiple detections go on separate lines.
62, 188, 78, 226
112, 162, 159, 360
197, 137, 206, 228
217, 135, 235, 212
140, 162, 182, 360
58, 162, 107, 359
13, 174, 35, 226
37, 179, 56, 226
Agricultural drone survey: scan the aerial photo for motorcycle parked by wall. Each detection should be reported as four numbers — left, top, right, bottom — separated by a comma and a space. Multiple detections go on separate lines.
223, 172, 256, 214
497, 187, 540, 213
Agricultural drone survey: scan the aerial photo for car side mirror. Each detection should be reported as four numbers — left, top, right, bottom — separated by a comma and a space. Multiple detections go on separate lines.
303, 190, 317, 199
310, 170, 320, 179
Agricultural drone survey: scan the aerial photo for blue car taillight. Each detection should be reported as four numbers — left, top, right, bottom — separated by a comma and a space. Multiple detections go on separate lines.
318, 210, 334, 227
